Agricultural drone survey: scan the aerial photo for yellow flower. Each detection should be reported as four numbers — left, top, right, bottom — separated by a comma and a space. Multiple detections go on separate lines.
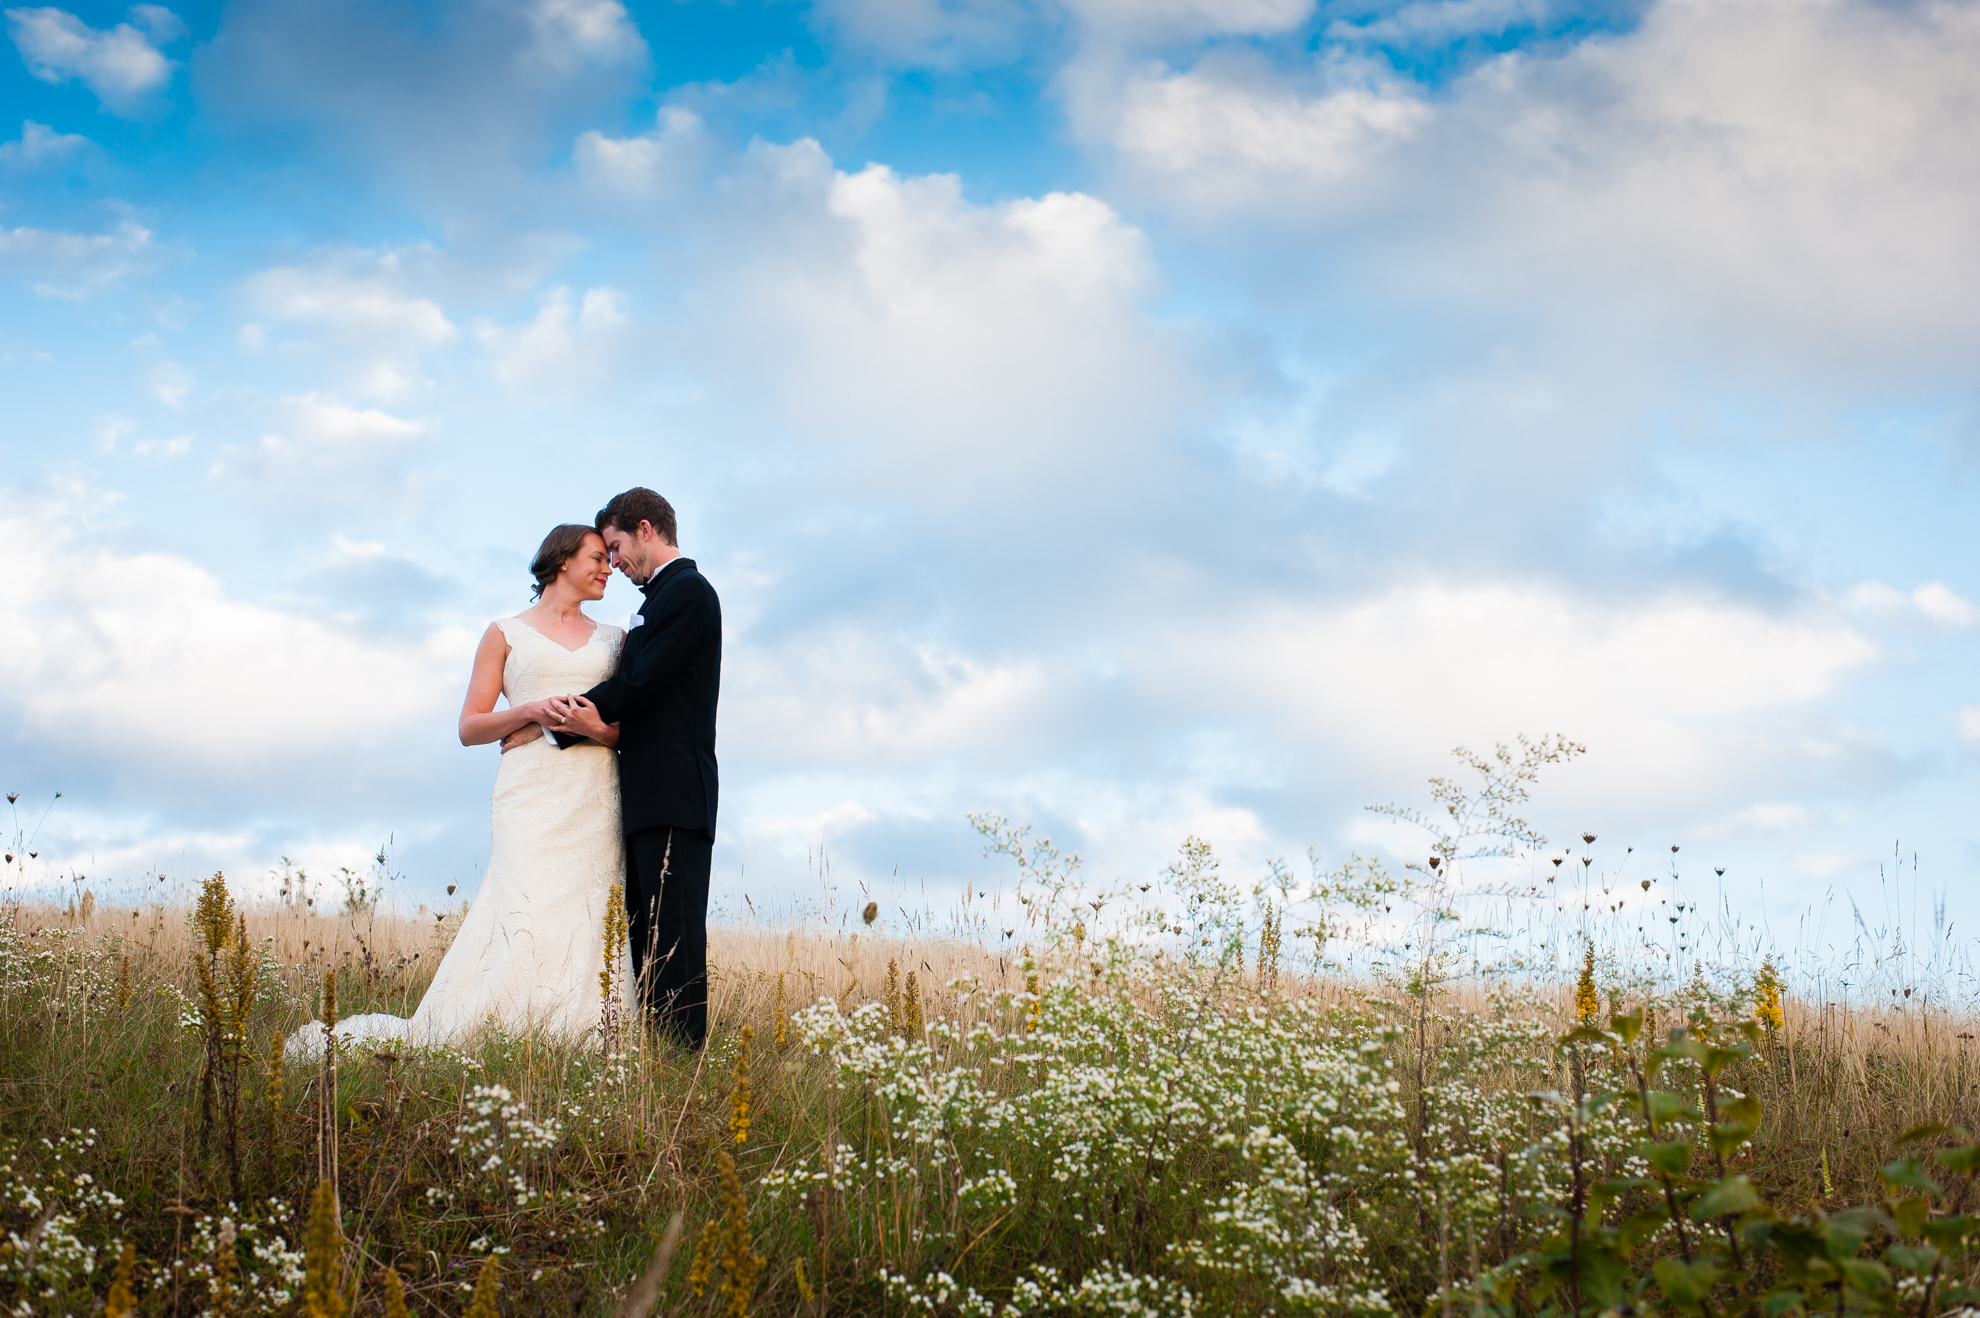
1574, 940, 1599, 1026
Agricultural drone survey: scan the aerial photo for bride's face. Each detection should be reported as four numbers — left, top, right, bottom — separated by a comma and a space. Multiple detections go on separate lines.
560, 533, 612, 602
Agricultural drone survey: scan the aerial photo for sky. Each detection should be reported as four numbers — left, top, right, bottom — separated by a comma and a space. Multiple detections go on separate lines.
3, 0, 1979, 946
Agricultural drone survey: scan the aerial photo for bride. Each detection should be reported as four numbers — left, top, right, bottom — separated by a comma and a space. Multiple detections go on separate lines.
292, 523, 634, 1057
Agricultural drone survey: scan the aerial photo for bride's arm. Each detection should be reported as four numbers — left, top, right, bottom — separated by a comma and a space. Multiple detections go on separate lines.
458, 624, 558, 746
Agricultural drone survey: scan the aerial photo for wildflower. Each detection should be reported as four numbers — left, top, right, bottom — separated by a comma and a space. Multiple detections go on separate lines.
904, 970, 923, 1036
211, 1218, 239, 1316
885, 958, 901, 1034
379, 1267, 411, 1318
773, 972, 787, 1046
105, 1242, 138, 1318
1756, 958, 1785, 1032
465, 1255, 501, 1318
302, 1180, 346, 1318
1574, 939, 1599, 1026
730, 1026, 754, 1146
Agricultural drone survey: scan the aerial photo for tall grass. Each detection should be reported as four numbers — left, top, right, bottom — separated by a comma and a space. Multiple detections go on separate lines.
6, 745, 1980, 1315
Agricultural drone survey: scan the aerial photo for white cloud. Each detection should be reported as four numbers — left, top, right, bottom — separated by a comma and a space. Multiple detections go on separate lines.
4, 5, 179, 114
573, 106, 704, 194
1847, 580, 1980, 629
146, 359, 190, 408
1150, 581, 1877, 813
1104, 62, 1431, 203
680, 141, 1182, 498
241, 250, 456, 399
525, 0, 646, 70
131, 433, 190, 458
473, 285, 627, 389
94, 414, 133, 451
1074, 0, 1980, 358
0, 489, 460, 765
1910, 582, 1979, 629
0, 119, 88, 165
1959, 705, 1980, 744
0, 217, 152, 299
1066, 0, 1314, 41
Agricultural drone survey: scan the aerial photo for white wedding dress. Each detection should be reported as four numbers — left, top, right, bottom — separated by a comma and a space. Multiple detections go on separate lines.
291, 617, 634, 1059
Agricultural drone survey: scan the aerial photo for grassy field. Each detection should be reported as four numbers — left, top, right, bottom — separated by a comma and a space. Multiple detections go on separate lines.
8, 741, 1980, 1317
6, 866, 1980, 1318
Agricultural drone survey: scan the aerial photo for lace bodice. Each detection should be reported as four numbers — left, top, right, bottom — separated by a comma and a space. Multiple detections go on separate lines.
495, 616, 623, 704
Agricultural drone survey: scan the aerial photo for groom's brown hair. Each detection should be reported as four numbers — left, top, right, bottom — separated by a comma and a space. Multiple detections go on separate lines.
596, 487, 677, 546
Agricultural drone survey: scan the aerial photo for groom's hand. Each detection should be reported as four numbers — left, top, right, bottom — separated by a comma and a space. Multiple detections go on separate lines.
500, 722, 545, 753
555, 695, 611, 741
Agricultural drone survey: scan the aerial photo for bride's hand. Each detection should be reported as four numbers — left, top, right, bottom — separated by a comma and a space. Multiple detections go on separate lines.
558, 696, 610, 741
500, 722, 545, 753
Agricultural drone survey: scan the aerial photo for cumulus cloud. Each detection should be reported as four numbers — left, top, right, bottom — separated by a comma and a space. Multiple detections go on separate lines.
240, 250, 456, 399
1847, 581, 1980, 629
0, 216, 152, 299
573, 106, 706, 194
674, 139, 1187, 508
0, 487, 461, 769
474, 285, 627, 389
524, 0, 645, 70
0, 119, 88, 165
5, 4, 180, 114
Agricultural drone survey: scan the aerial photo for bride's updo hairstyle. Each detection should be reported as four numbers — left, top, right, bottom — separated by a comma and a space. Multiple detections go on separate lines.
529, 524, 601, 601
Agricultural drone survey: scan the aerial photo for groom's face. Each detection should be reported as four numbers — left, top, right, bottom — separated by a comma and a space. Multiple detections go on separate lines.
601, 523, 654, 584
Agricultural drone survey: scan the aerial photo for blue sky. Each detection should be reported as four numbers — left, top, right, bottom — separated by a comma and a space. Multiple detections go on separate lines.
4, 0, 1979, 945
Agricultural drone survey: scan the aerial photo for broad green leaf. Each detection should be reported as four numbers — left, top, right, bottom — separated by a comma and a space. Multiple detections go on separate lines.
1721, 1094, 1762, 1126
1825, 1207, 1893, 1261
1838, 1259, 1891, 1294
1648, 1091, 1704, 1126
1645, 1140, 1694, 1177
1880, 1157, 1942, 1197
1655, 1256, 1723, 1307
1704, 1045, 1749, 1078
1593, 1177, 1655, 1208
1763, 1290, 1805, 1318
1559, 1026, 1617, 1049
1921, 1215, 1980, 1247
1884, 1244, 1939, 1275
1691, 1175, 1762, 1220
1941, 1285, 1980, 1306
1620, 1208, 1670, 1251
1891, 1197, 1929, 1239
1611, 1011, 1643, 1045
1661, 1038, 1709, 1065
1709, 1122, 1757, 1157
1936, 1144, 1980, 1175
1900, 1122, 1960, 1144
1579, 1244, 1630, 1310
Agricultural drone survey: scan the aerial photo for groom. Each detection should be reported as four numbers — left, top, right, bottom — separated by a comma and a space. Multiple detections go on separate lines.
548, 487, 721, 1050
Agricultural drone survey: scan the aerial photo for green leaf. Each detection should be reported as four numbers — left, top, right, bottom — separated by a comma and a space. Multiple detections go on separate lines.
1880, 1157, 1942, 1197
1691, 1175, 1762, 1220
1661, 1038, 1709, 1065
1825, 1207, 1893, 1261
1941, 1285, 1980, 1306
1559, 1026, 1617, 1049
1611, 1011, 1643, 1045
1920, 1215, 1980, 1247
1704, 1045, 1749, 1078
1899, 1122, 1960, 1145
1645, 1140, 1694, 1177
1710, 1122, 1757, 1157
1762, 1290, 1805, 1318
1579, 1244, 1630, 1311
1838, 1259, 1892, 1294
1891, 1196, 1929, 1239
1593, 1177, 1655, 1209
1721, 1094, 1762, 1127
1620, 1208, 1671, 1251
1648, 1091, 1705, 1126
1883, 1244, 1939, 1275
1936, 1144, 1980, 1175
1655, 1256, 1724, 1308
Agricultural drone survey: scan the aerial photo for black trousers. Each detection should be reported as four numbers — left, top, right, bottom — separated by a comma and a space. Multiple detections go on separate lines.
625, 825, 713, 1049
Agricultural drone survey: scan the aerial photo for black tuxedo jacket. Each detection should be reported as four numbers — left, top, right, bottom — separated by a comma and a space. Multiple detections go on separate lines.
553, 557, 721, 838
